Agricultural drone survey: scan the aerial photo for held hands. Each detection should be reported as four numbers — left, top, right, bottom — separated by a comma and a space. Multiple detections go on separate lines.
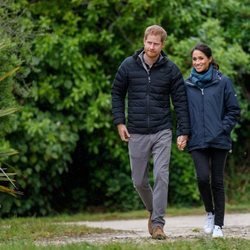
117, 124, 130, 142
117, 125, 188, 147
177, 135, 188, 151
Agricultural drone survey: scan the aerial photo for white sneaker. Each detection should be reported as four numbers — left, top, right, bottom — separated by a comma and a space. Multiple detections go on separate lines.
212, 225, 223, 238
203, 212, 214, 234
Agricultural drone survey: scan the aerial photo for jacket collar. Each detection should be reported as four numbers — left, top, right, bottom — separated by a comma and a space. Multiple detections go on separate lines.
133, 48, 168, 67
186, 68, 222, 88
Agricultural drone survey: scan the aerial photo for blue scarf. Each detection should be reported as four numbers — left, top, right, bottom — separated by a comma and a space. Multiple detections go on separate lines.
190, 65, 213, 88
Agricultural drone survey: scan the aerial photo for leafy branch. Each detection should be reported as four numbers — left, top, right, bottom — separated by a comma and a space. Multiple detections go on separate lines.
0, 68, 22, 196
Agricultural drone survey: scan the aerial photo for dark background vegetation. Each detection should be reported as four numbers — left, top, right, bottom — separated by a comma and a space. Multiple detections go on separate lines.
0, 0, 249, 216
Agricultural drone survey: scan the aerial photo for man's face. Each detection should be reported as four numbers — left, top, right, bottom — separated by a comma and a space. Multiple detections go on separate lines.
144, 34, 164, 59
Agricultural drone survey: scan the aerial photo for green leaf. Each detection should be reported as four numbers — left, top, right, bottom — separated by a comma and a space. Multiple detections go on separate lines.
0, 108, 19, 118
0, 149, 18, 157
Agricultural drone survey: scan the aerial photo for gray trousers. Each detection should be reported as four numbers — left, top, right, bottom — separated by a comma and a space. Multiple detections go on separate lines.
128, 129, 172, 228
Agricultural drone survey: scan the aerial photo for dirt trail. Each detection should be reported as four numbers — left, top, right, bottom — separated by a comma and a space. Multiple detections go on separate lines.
37, 213, 250, 245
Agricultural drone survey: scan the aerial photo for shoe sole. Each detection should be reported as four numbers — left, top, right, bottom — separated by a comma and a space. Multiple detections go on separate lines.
212, 235, 223, 238
152, 235, 166, 240
152, 233, 167, 240
204, 230, 213, 234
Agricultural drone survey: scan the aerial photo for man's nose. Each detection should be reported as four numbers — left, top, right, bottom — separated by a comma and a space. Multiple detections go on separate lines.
150, 44, 155, 49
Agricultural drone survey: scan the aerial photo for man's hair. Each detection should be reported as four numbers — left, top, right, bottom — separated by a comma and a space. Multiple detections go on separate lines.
144, 25, 167, 43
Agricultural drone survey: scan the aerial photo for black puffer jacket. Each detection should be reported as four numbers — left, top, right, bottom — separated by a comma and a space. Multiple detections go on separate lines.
112, 49, 190, 135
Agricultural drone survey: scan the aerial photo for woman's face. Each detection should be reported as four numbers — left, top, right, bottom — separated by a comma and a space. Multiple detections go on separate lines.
192, 50, 212, 73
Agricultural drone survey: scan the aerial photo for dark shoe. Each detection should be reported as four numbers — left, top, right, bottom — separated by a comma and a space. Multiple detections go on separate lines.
152, 226, 166, 240
148, 212, 153, 235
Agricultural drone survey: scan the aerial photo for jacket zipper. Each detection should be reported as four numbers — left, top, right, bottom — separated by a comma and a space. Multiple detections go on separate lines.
201, 88, 205, 141
139, 57, 151, 131
147, 71, 151, 130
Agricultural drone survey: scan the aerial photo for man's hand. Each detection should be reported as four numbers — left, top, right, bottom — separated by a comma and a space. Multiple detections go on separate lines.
177, 135, 188, 151
117, 124, 130, 142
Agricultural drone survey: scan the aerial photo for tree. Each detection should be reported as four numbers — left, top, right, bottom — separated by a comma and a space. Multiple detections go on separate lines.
0, 106, 19, 196
1, 0, 249, 216
0, 0, 36, 213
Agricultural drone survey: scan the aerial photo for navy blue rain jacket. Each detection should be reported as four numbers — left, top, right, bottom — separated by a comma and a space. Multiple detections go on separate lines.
185, 69, 240, 151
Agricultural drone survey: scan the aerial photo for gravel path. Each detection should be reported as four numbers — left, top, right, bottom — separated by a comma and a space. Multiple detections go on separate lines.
37, 213, 250, 246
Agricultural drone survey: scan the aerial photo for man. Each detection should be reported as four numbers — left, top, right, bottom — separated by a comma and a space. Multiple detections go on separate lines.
111, 25, 190, 239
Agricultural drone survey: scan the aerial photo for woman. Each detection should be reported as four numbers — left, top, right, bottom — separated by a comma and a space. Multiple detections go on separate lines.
185, 44, 240, 238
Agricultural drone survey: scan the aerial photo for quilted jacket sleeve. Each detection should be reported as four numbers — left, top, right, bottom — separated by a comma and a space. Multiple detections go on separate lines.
111, 60, 129, 126
170, 63, 190, 136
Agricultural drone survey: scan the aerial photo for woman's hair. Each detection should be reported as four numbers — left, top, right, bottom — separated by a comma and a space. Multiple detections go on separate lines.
191, 43, 219, 70
144, 25, 167, 43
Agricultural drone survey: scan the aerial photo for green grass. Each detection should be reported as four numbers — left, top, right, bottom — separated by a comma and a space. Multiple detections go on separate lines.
0, 238, 249, 250
0, 204, 249, 249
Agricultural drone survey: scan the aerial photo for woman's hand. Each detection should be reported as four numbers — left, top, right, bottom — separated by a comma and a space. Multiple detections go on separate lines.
177, 135, 188, 151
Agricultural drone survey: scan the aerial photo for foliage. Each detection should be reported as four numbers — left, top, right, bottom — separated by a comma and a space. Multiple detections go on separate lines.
0, 131, 19, 197
169, 146, 200, 205
0, 0, 35, 211
0, 144, 19, 196
0, 1, 25, 198
0, 0, 249, 216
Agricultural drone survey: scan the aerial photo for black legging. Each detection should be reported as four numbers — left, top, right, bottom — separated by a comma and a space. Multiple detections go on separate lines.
191, 148, 228, 227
